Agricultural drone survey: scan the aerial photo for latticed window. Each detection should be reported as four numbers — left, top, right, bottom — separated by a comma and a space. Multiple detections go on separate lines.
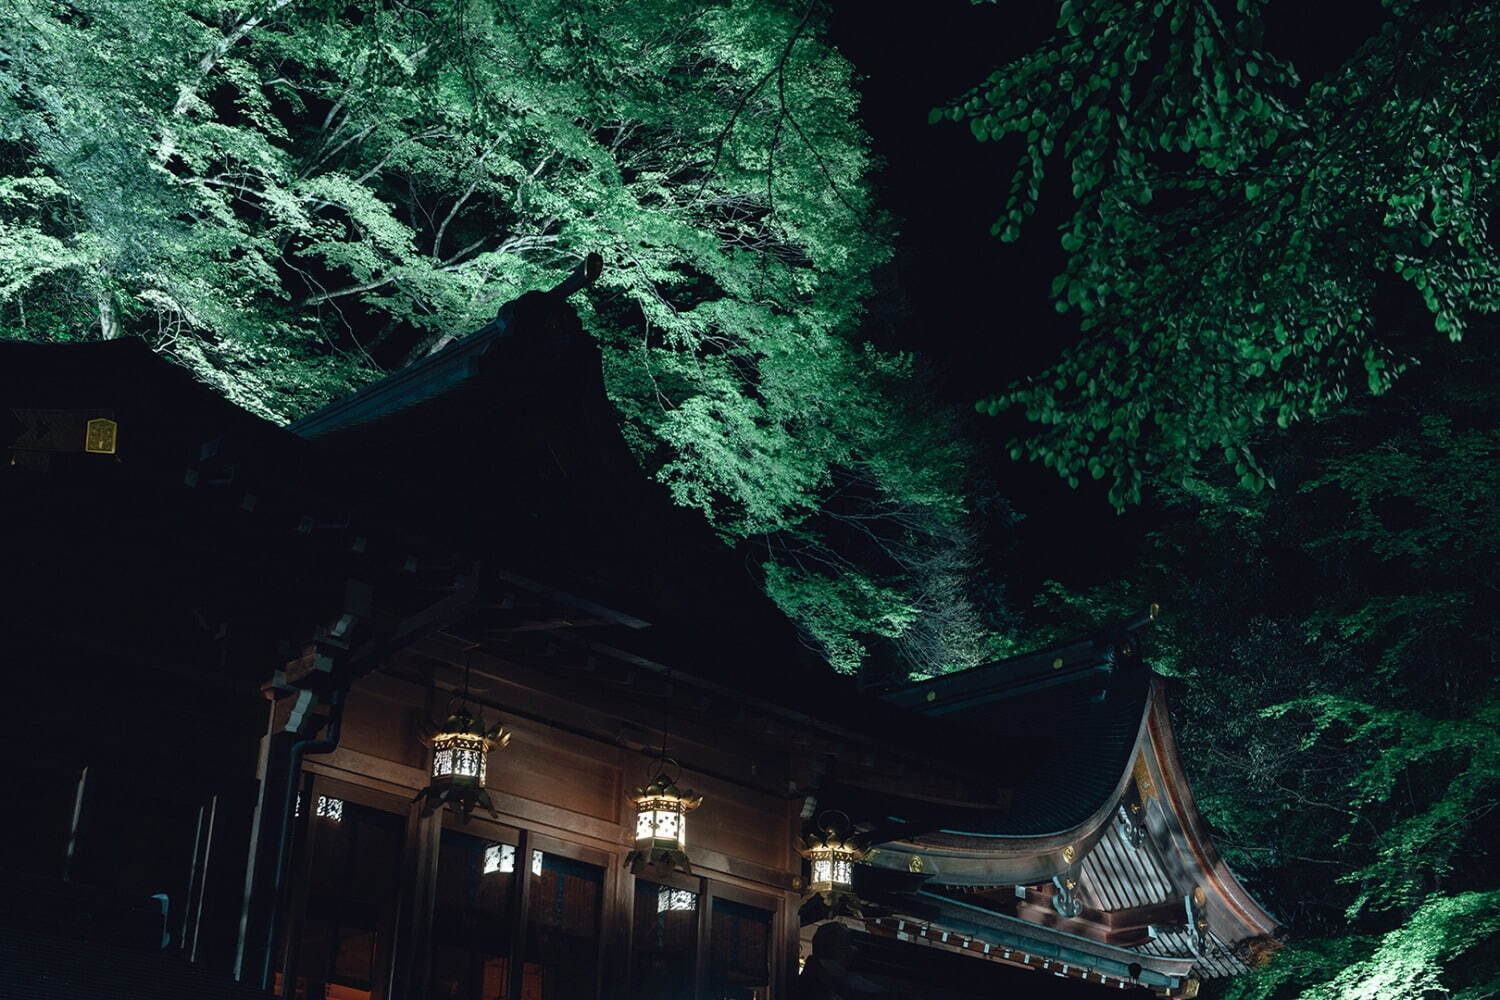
631, 881, 696, 1000
710, 897, 772, 999
279, 796, 404, 1000
657, 887, 696, 913
433, 827, 517, 1000
483, 843, 514, 874
523, 853, 603, 999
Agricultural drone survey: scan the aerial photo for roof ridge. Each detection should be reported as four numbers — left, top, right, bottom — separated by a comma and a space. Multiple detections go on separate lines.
879, 607, 1159, 714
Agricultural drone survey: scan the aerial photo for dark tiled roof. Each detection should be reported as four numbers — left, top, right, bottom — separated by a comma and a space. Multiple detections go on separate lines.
927, 666, 1151, 837
880, 609, 1154, 714
873, 616, 1157, 839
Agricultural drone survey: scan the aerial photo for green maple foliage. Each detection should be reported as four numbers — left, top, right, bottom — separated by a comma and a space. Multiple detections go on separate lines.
951, 9, 1500, 981
951, 0, 1500, 506
0, 0, 1002, 675
1031, 332, 1500, 999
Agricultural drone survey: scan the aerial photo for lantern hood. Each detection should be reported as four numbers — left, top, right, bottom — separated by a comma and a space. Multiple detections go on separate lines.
630, 772, 702, 809
431, 707, 511, 745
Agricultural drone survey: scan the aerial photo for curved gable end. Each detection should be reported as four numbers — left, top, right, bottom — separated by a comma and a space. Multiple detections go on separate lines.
857, 621, 1284, 997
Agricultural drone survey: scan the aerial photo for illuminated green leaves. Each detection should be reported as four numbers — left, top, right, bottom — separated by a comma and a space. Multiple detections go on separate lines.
0, 0, 999, 678
944, 0, 1500, 507
1037, 339, 1500, 1000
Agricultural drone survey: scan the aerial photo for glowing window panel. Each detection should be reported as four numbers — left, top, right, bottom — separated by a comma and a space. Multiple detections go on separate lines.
531, 849, 543, 877
657, 887, 697, 913
315, 795, 344, 822
483, 843, 515, 874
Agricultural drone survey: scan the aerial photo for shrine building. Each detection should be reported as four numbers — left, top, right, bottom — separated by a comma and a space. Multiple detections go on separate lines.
0, 259, 1281, 999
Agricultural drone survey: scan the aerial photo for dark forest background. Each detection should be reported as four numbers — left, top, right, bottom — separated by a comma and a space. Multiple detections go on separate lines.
2, 1, 1497, 996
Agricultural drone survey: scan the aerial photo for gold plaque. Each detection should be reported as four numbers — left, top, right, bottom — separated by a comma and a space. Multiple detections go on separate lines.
1062, 844, 1076, 864
1132, 753, 1157, 802
908, 855, 924, 873
84, 417, 118, 454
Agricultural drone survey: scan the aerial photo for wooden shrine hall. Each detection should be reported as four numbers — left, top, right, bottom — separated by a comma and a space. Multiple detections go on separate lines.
0, 260, 1281, 1000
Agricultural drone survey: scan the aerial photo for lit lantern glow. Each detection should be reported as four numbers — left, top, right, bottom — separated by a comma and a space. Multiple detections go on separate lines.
432, 730, 489, 784
625, 765, 701, 878
797, 812, 870, 918
809, 854, 855, 892
413, 707, 511, 820
634, 802, 684, 845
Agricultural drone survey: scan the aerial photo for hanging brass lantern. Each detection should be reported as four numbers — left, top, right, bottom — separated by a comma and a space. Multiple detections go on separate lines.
625, 759, 702, 878
797, 811, 869, 918
414, 706, 511, 820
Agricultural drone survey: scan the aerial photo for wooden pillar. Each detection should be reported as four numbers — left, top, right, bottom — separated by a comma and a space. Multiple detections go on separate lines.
603, 867, 633, 1000
235, 728, 299, 989
784, 795, 805, 998
779, 891, 800, 999
180, 795, 217, 960
506, 829, 536, 1000
388, 800, 442, 1000
694, 876, 715, 1000
275, 773, 322, 997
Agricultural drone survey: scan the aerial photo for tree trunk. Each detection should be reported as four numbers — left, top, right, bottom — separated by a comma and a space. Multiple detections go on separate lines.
96, 287, 121, 340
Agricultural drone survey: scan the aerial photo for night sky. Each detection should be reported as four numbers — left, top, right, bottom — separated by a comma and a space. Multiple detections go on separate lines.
827, 0, 1152, 604
824, 0, 1391, 606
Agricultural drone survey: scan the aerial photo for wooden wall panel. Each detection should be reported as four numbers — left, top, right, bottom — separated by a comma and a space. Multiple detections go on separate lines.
338, 685, 426, 771
678, 768, 787, 872
328, 674, 797, 887
488, 717, 623, 824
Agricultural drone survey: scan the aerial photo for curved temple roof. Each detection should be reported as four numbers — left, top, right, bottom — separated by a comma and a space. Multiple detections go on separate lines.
849, 627, 1283, 997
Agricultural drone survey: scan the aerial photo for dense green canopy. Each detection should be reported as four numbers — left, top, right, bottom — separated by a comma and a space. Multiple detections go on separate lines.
1033, 331, 1500, 1000
955, 0, 1500, 507
0, 0, 1002, 676
953, 2, 1500, 997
